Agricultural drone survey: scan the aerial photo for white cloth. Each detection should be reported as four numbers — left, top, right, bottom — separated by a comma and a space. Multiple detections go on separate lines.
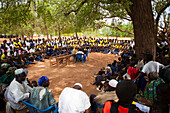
26, 41, 30, 47
142, 61, 164, 75
161, 41, 168, 47
76, 51, 84, 54
135, 102, 150, 113
59, 87, 91, 113
6, 102, 16, 113
21, 47, 28, 51
4, 78, 32, 110
30, 48, 35, 53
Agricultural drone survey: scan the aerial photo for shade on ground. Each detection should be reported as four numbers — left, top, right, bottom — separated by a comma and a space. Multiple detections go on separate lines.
27, 53, 118, 102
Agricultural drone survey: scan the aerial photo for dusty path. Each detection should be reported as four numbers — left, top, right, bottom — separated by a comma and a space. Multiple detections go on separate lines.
27, 53, 118, 101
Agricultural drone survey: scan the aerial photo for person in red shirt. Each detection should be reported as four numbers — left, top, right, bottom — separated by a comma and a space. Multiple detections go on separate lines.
127, 61, 138, 81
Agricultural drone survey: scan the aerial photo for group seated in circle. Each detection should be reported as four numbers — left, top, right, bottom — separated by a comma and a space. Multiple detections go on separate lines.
0, 36, 169, 113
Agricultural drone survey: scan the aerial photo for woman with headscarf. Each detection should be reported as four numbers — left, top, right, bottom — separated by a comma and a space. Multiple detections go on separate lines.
30, 76, 56, 113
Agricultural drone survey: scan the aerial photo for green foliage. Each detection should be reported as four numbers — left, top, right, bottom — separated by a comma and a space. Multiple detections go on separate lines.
0, 0, 168, 37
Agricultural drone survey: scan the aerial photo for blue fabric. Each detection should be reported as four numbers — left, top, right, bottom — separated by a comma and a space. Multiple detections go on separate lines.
76, 53, 84, 64
26, 62, 33, 65
111, 65, 117, 73
106, 72, 112, 76
38, 76, 49, 86
94, 102, 104, 113
139, 73, 147, 91
30, 43, 34, 48
21, 100, 58, 113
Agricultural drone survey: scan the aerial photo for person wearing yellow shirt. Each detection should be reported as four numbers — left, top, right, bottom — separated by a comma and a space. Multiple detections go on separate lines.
1, 52, 7, 60
14, 41, 22, 48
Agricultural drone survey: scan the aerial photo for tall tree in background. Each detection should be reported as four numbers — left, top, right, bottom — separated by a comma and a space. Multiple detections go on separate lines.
63, 0, 169, 59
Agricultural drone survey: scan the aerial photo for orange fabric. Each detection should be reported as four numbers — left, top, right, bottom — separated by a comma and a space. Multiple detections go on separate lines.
118, 105, 129, 113
102, 101, 112, 113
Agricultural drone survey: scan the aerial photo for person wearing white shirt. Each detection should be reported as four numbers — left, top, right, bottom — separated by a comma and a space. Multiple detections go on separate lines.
5, 68, 32, 113
59, 83, 91, 113
26, 41, 30, 48
134, 54, 164, 81
76, 49, 84, 55
30, 47, 35, 53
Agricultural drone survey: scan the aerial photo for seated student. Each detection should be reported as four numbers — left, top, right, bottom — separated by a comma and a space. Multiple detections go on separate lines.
14, 57, 25, 68
30, 76, 56, 112
127, 60, 138, 81
59, 83, 91, 113
92, 70, 106, 91
5, 68, 32, 113
102, 80, 141, 113
1, 51, 8, 60
105, 65, 112, 79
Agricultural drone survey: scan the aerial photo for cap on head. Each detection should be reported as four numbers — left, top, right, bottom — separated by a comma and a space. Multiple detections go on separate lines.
74, 83, 82, 89
15, 68, 24, 75
109, 79, 118, 88
24, 69, 28, 76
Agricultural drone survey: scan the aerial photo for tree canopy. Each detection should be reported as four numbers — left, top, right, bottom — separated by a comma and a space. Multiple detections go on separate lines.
0, 0, 169, 39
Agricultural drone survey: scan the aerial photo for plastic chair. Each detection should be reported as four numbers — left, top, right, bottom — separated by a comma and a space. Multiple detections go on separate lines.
85, 51, 89, 58
94, 102, 104, 113
76, 53, 84, 64
21, 100, 58, 113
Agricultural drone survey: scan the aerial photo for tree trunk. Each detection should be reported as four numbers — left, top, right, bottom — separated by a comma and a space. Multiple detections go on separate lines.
50, 35, 52, 40
59, 30, 61, 38
47, 32, 49, 40
75, 31, 78, 38
31, 34, 33, 39
129, 0, 156, 59
22, 34, 24, 40
28, 33, 30, 39
44, 22, 49, 40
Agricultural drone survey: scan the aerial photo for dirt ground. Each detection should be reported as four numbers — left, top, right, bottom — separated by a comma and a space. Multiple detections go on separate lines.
27, 53, 118, 102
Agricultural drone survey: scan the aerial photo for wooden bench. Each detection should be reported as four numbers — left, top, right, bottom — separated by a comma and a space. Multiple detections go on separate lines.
50, 54, 76, 68
55, 54, 76, 68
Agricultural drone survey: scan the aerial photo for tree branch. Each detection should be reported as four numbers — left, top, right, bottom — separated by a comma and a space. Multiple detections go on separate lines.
64, 0, 87, 16
105, 25, 134, 35
104, 16, 132, 21
155, 1, 170, 33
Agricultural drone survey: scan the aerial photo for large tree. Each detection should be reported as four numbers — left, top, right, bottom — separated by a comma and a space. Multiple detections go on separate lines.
62, 0, 169, 59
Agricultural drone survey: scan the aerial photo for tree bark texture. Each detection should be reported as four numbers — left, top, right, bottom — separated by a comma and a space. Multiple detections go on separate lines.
130, 0, 156, 59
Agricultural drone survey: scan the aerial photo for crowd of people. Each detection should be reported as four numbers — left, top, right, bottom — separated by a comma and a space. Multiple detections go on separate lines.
0, 36, 169, 113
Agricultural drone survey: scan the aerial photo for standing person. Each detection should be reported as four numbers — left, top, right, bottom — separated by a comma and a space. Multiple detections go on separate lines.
135, 54, 164, 92
59, 83, 91, 113
135, 54, 164, 80
4, 68, 32, 113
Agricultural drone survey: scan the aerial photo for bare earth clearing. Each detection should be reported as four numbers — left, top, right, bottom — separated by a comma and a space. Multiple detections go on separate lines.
27, 53, 118, 101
